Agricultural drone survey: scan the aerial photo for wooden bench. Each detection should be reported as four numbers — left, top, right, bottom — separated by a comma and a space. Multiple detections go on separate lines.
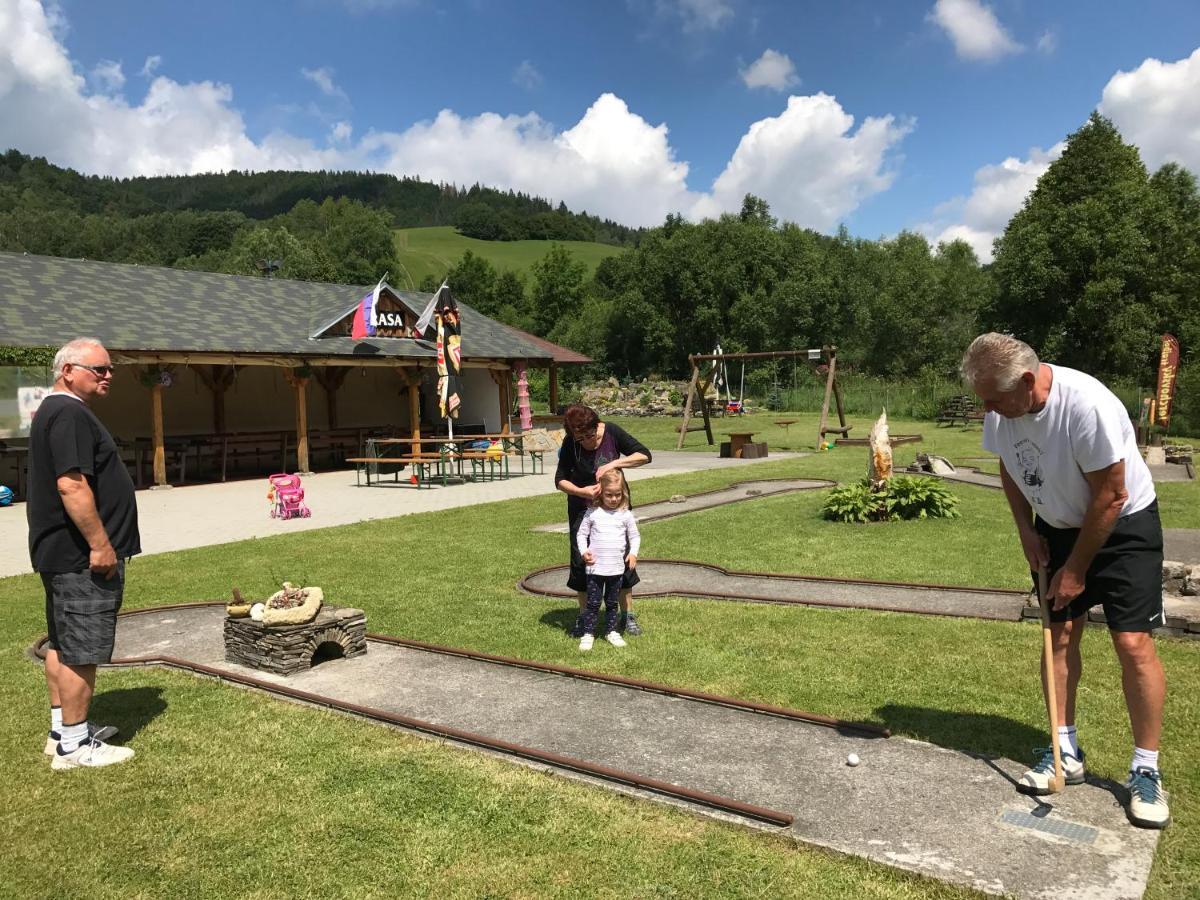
345, 454, 447, 488
936, 395, 985, 426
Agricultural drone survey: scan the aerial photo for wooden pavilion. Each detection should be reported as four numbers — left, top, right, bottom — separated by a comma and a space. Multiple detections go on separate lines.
0, 252, 589, 493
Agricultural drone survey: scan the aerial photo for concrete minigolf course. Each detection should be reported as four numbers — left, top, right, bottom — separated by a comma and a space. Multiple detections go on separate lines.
531, 478, 835, 533
523, 560, 1032, 622
68, 604, 1161, 900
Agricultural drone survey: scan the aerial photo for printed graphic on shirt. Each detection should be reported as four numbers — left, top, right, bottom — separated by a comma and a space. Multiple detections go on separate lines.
1014, 438, 1045, 507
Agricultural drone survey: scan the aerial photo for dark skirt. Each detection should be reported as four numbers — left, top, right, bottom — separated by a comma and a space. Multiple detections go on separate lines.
567, 506, 641, 593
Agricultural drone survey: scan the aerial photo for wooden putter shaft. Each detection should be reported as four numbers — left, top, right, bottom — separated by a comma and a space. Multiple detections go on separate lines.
1037, 565, 1066, 793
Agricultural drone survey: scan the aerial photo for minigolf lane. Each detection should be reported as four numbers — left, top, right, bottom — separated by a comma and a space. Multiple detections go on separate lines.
531, 478, 836, 533
522, 561, 1031, 622
52, 603, 1163, 900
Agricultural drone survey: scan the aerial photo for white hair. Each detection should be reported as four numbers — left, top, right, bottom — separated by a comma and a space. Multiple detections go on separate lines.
960, 333, 1040, 392
53, 337, 107, 381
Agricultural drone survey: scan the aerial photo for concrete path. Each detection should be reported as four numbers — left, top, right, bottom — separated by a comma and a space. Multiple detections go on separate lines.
532, 477, 832, 534
96, 604, 1161, 900
0, 451, 799, 579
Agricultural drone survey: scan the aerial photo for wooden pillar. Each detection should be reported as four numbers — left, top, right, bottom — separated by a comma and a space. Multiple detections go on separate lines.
395, 367, 423, 440
314, 367, 348, 431
284, 368, 311, 473
549, 363, 559, 415
817, 347, 838, 450
195, 364, 237, 435
140, 365, 175, 489
489, 368, 511, 434
151, 382, 167, 487
408, 383, 421, 440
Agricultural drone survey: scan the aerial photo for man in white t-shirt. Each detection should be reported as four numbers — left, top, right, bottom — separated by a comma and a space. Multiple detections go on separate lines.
961, 333, 1169, 830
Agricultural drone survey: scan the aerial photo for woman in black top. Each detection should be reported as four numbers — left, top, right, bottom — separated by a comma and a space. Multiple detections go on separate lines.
554, 404, 652, 636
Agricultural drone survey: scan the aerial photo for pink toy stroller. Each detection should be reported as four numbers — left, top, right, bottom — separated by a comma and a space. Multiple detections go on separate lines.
267, 473, 311, 520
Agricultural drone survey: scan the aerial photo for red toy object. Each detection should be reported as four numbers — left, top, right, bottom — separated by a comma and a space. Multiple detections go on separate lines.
267, 473, 312, 520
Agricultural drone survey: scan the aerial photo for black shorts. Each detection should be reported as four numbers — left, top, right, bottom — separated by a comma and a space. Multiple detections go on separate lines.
567, 507, 640, 594
1036, 501, 1164, 633
42, 561, 126, 665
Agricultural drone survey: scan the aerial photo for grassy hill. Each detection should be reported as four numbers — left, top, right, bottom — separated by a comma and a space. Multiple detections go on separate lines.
391, 226, 626, 288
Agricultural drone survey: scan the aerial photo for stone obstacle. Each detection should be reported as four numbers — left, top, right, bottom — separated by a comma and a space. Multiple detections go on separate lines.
224, 605, 367, 676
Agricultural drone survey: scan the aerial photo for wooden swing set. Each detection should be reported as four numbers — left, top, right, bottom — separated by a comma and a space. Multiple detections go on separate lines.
675, 346, 850, 451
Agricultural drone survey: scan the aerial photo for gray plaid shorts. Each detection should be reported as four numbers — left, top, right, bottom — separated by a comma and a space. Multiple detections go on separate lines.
42, 561, 125, 666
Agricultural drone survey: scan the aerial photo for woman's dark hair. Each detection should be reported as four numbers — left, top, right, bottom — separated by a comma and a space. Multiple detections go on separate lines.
563, 404, 600, 435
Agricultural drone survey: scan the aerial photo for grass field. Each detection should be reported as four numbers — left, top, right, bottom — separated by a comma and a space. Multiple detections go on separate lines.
2, 413, 1197, 899
391, 226, 627, 288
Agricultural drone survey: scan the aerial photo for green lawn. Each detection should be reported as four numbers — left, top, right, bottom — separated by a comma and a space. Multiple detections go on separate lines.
392, 226, 626, 288
2, 414, 1197, 898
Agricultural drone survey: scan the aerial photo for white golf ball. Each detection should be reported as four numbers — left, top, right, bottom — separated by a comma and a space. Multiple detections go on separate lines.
846, 753, 860, 767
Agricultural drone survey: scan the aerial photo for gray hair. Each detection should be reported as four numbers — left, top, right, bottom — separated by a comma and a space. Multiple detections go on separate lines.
960, 333, 1039, 392
53, 337, 106, 381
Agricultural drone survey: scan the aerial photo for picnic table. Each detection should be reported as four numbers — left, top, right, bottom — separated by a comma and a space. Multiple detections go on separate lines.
936, 395, 985, 426
347, 432, 546, 487
724, 431, 758, 459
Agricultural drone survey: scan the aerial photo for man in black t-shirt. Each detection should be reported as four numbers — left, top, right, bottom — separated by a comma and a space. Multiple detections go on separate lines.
28, 338, 140, 770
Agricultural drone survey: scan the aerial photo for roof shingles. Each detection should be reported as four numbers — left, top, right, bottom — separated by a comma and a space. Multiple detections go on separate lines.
0, 252, 553, 362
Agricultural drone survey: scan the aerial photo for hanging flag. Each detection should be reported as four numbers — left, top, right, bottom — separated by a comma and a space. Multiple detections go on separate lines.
415, 282, 446, 338
350, 274, 389, 341
1153, 333, 1181, 427
435, 286, 463, 422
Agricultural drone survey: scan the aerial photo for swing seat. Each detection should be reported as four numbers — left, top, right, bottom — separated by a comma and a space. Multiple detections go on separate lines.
726, 401, 743, 414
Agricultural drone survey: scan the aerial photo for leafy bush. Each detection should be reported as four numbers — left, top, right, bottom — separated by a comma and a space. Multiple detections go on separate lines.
822, 475, 960, 523
821, 481, 878, 524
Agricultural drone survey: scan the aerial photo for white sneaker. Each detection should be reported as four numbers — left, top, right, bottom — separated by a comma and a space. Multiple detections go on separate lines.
579, 634, 595, 651
605, 632, 627, 648
51, 738, 135, 771
1126, 767, 1170, 829
43, 723, 119, 756
1018, 746, 1086, 795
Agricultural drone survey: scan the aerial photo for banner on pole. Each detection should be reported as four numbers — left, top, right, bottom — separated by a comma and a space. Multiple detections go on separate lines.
1153, 333, 1180, 427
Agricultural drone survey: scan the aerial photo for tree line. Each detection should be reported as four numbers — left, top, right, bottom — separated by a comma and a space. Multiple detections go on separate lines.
0, 150, 640, 246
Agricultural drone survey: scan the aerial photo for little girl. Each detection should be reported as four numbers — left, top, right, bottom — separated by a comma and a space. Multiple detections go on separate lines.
575, 469, 641, 651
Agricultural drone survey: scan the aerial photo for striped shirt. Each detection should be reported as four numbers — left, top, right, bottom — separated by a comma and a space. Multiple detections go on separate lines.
576, 506, 641, 577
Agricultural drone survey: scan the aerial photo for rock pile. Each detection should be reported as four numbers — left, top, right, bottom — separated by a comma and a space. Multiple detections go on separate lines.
579, 378, 714, 417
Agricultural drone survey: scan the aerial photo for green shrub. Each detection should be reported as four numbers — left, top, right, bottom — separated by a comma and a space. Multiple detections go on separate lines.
822, 475, 960, 523
821, 480, 878, 523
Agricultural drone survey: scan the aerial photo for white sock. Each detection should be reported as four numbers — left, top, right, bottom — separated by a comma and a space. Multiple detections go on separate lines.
1130, 747, 1159, 774
1056, 725, 1080, 759
50, 706, 63, 735
58, 721, 89, 754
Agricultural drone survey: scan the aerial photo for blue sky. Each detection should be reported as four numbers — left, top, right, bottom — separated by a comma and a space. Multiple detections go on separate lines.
3, 0, 1199, 259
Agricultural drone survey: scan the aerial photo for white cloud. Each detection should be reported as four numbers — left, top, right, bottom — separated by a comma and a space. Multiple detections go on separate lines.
921, 144, 1063, 262
928, 0, 1021, 62
140, 54, 162, 77
1036, 29, 1057, 55
0, 0, 911, 232
694, 93, 912, 231
91, 59, 124, 93
739, 49, 799, 91
1099, 47, 1200, 174
512, 59, 542, 91
301, 66, 348, 101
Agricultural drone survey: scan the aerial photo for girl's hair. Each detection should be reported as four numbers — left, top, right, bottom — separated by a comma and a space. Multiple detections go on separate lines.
596, 469, 630, 510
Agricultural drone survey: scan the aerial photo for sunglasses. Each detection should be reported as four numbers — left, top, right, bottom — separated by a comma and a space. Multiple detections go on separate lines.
73, 363, 114, 377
